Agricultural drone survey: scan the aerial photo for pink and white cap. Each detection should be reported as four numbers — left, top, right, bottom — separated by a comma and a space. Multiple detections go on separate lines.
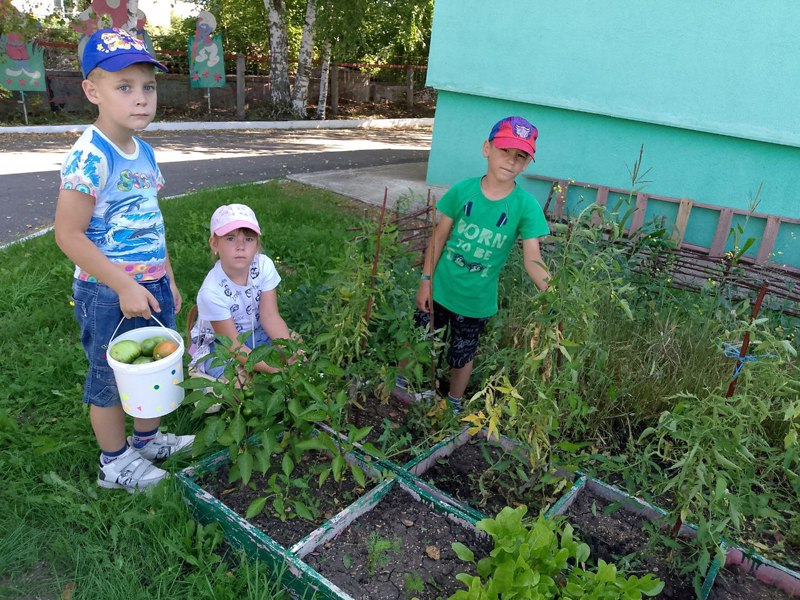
210, 204, 261, 236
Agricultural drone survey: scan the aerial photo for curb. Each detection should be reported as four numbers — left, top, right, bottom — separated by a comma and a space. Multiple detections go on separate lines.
0, 117, 434, 135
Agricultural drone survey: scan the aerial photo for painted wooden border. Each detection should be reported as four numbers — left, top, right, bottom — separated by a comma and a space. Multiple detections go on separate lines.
525, 173, 800, 274
176, 437, 392, 600
722, 542, 800, 596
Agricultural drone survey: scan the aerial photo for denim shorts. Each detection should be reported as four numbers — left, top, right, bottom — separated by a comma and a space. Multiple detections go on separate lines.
414, 301, 488, 369
198, 326, 272, 379
72, 276, 176, 407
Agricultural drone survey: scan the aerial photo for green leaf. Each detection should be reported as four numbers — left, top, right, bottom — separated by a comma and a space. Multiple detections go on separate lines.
350, 464, 366, 487
238, 449, 253, 486
784, 428, 797, 450
299, 409, 329, 422
492, 559, 515, 590
272, 496, 285, 516
301, 379, 325, 403
293, 500, 314, 521
451, 542, 474, 562
228, 413, 245, 444
332, 453, 345, 481
618, 298, 634, 320
281, 453, 294, 477
245, 496, 267, 519
295, 436, 329, 452
350, 425, 373, 443
714, 474, 727, 503
318, 467, 331, 487
595, 559, 617, 583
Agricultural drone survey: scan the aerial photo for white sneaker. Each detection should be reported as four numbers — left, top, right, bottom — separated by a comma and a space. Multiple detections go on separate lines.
390, 386, 436, 403
414, 389, 437, 402
128, 432, 194, 461
97, 447, 167, 493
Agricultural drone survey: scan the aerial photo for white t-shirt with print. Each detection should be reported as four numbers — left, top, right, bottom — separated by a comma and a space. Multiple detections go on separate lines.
189, 253, 281, 364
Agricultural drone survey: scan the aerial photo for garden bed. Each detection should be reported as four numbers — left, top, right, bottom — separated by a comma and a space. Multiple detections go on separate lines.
199, 449, 374, 548
710, 566, 796, 599
346, 394, 430, 467
176, 437, 388, 598
301, 480, 491, 600
407, 427, 571, 520
713, 544, 800, 599
557, 481, 698, 598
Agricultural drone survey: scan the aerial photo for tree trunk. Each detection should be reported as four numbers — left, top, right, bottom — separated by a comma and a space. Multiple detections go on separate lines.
263, 0, 291, 107
330, 61, 338, 117
291, 0, 317, 118
315, 40, 331, 120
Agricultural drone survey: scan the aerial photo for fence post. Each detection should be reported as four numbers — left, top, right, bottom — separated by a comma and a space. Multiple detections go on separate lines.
236, 53, 245, 119
330, 62, 339, 117
406, 66, 414, 107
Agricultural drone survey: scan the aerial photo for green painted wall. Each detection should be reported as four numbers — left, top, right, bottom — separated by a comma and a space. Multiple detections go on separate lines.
427, 0, 800, 148
425, 0, 800, 267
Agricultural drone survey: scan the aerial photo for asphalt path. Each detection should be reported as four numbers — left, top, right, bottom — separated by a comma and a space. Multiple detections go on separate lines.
0, 126, 432, 246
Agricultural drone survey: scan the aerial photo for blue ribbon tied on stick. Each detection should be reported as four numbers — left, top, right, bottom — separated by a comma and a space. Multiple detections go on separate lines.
721, 342, 778, 380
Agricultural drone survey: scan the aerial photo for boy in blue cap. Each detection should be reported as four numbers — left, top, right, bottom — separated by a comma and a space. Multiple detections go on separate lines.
394, 116, 551, 412
54, 28, 193, 492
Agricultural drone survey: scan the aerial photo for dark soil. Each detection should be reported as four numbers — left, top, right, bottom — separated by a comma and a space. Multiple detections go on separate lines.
304, 485, 492, 600
200, 450, 373, 548
564, 487, 696, 599
421, 438, 565, 518
710, 567, 794, 599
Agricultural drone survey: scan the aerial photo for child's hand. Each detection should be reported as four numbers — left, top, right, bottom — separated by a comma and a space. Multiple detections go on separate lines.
416, 281, 432, 313
118, 280, 160, 319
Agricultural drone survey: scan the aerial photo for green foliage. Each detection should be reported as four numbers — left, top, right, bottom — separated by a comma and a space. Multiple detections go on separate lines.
450, 506, 663, 599
197, 0, 433, 65
366, 531, 401, 575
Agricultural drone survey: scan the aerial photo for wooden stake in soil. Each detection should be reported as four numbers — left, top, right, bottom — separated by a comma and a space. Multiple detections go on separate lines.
361, 187, 388, 351
428, 200, 437, 389
725, 281, 769, 398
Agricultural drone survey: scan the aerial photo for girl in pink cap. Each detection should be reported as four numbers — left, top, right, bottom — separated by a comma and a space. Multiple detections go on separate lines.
189, 203, 298, 379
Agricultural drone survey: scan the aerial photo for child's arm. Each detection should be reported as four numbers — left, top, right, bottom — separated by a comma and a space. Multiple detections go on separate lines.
258, 289, 292, 341
54, 189, 161, 319
259, 289, 304, 364
416, 214, 454, 312
209, 318, 280, 374
522, 237, 551, 291
163, 249, 182, 314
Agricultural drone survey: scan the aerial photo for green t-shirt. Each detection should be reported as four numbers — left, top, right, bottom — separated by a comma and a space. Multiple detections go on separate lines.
432, 177, 550, 318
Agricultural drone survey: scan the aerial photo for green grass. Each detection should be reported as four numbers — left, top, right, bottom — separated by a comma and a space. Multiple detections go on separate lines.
0, 180, 365, 600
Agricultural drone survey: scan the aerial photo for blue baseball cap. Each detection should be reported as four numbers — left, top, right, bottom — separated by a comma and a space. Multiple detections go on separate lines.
81, 27, 167, 78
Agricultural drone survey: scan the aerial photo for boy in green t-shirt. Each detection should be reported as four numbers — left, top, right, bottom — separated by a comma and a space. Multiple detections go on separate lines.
394, 116, 551, 412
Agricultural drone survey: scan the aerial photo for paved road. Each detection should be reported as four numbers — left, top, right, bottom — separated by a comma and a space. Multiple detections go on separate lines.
0, 126, 432, 246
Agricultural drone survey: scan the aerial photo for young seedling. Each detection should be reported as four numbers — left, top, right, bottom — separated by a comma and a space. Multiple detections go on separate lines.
366, 531, 401, 575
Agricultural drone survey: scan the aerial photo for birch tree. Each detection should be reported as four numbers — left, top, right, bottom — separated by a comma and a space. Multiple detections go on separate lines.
316, 39, 331, 119
291, 0, 317, 117
262, 0, 291, 107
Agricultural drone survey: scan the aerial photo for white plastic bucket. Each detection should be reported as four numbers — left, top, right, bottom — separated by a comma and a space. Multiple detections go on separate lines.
107, 319, 185, 418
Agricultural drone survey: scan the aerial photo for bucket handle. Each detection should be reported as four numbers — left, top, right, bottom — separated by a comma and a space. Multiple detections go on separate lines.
109, 315, 181, 346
